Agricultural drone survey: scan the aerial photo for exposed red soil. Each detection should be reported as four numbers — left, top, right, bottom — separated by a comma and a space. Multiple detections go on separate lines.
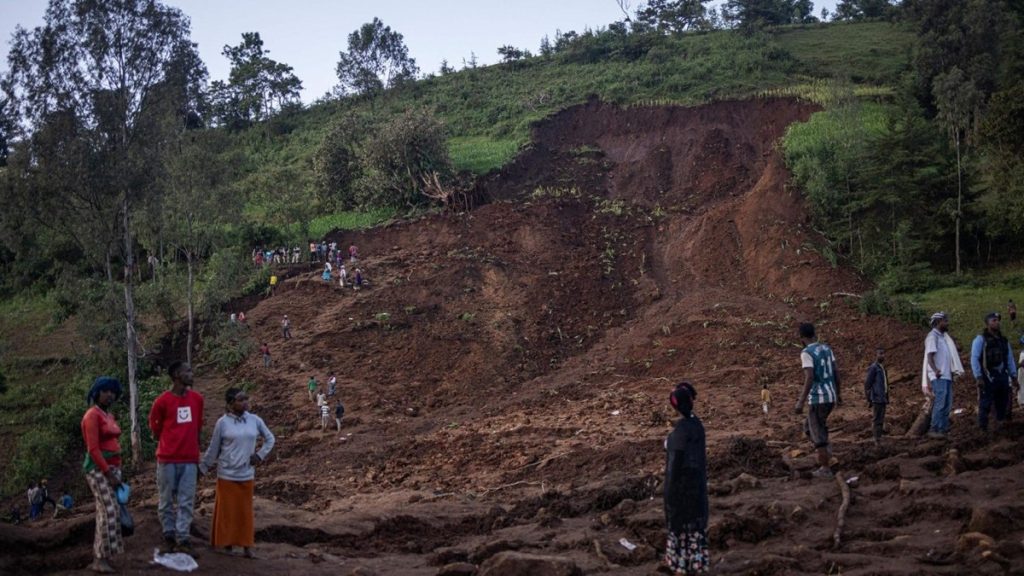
5, 97, 1023, 576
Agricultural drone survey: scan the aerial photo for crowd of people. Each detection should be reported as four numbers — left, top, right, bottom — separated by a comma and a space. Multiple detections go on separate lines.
251, 240, 369, 292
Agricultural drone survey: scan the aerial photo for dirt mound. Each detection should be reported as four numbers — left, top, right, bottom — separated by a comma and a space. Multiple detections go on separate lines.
13, 98, 1023, 575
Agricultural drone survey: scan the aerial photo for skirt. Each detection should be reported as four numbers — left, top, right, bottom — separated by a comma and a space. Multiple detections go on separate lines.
85, 468, 124, 560
211, 478, 255, 548
665, 529, 709, 574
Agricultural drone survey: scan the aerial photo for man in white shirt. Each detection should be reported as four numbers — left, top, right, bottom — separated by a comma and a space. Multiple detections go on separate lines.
924, 312, 962, 438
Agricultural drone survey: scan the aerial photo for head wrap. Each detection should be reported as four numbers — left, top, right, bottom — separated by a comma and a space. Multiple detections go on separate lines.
669, 381, 697, 417
86, 376, 122, 405
930, 311, 948, 326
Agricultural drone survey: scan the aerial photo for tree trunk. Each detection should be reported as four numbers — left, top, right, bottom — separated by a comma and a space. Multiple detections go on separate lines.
954, 131, 962, 276
122, 197, 141, 466
186, 251, 194, 366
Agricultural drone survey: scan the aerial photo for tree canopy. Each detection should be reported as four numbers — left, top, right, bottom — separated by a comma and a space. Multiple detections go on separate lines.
209, 32, 303, 127
335, 18, 419, 96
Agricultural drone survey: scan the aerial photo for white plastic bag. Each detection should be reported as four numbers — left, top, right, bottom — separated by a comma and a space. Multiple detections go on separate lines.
151, 548, 199, 572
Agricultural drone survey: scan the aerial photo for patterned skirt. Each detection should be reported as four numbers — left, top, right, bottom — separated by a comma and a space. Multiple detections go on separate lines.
85, 468, 124, 560
665, 529, 709, 574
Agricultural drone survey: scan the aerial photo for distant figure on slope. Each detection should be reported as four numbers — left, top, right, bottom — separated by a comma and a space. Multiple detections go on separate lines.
1008, 299, 1017, 324
970, 312, 1016, 431
27, 483, 41, 520
663, 382, 709, 575
307, 376, 318, 402
321, 267, 332, 282
349, 244, 358, 263
316, 390, 327, 408
354, 268, 363, 290
334, 399, 345, 433
794, 322, 841, 479
760, 383, 771, 416
53, 490, 73, 519
200, 388, 275, 559
238, 311, 246, 325
864, 346, 888, 444
338, 264, 348, 288
923, 312, 963, 439
327, 374, 337, 397
319, 401, 330, 432
308, 242, 317, 263
281, 315, 291, 340
259, 343, 271, 368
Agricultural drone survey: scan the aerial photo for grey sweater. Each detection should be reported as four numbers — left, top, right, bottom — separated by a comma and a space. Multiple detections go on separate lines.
200, 412, 275, 481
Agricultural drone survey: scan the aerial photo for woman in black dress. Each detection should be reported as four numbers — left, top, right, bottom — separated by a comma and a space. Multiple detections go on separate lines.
664, 382, 709, 574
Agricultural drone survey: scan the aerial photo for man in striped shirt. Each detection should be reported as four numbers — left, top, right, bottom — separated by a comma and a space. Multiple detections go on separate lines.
794, 322, 842, 479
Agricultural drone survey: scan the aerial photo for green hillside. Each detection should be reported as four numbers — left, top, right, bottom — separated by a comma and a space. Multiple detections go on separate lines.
236, 22, 912, 202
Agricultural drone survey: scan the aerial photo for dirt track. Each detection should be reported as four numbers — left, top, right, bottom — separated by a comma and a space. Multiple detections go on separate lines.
4, 98, 1023, 575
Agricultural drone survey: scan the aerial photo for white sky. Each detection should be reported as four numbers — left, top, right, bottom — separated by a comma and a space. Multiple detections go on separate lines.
1, 0, 840, 103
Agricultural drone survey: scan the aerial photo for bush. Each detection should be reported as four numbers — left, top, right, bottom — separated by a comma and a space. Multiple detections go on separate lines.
858, 289, 926, 326
202, 322, 256, 372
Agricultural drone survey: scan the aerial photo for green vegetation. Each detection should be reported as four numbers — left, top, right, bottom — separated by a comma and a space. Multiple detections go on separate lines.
449, 136, 520, 174
776, 22, 913, 84
913, 268, 1024, 344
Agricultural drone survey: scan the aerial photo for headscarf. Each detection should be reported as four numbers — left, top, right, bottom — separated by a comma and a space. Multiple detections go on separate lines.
669, 381, 697, 417
86, 376, 122, 405
930, 311, 948, 327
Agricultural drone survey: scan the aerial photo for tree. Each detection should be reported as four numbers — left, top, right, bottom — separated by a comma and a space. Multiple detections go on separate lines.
4, 0, 205, 464
356, 109, 451, 208
933, 67, 983, 276
335, 18, 418, 96
497, 45, 532, 63
161, 129, 239, 365
635, 0, 709, 33
834, 0, 894, 20
212, 32, 302, 125
313, 114, 365, 209
723, 0, 815, 28
439, 59, 455, 75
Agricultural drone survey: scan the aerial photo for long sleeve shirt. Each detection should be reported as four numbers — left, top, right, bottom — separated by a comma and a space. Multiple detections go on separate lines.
970, 335, 1017, 379
149, 390, 204, 464
81, 406, 122, 473
200, 412, 275, 482
864, 362, 888, 404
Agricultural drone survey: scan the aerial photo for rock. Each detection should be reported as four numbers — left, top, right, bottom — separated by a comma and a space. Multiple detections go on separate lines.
967, 507, 1015, 538
479, 552, 582, 576
348, 568, 377, 576
898, 479, 922, 495
613, 498, 638, 516
956, 532, 995, 554
438, 562, 478, 576
469, 539, 523, 564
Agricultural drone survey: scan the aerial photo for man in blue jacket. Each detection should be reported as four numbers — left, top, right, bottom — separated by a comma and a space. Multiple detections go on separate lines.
971, 312, 1016, 431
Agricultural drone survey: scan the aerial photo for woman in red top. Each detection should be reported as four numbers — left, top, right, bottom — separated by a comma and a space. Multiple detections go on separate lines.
81, 377, 125, 574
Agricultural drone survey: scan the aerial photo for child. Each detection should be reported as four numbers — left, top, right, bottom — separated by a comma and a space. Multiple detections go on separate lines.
320, 402, 330, 431
761, 383, 771, 415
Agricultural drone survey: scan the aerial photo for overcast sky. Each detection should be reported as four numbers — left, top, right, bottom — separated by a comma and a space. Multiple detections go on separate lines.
0, 0, 840, 103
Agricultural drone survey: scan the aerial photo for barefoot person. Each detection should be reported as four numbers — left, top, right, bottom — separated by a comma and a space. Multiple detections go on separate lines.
81, 377, 125, 573
922, 312, 963, 439
149, 362, 204, 557
794, 322, 841, 479
663, 382, 709, 575
200, 388, 275, 559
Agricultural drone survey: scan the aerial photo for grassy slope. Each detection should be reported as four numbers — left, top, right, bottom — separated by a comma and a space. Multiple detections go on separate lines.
237, 21, 913, 200
914, 268, 1024, 346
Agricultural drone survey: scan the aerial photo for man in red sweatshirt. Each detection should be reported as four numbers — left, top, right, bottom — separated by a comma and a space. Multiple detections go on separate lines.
149, 361, 204, 557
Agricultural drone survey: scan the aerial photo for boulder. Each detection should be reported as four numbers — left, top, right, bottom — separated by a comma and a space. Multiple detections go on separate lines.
967, 507, 1015, 538
956, 532, 995, 554
437, 562, 478, 576
478, 552, 582, 576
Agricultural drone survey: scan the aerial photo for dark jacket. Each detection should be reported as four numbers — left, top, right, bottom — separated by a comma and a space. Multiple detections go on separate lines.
663, 415, 708, 533
864, 362, 888, 404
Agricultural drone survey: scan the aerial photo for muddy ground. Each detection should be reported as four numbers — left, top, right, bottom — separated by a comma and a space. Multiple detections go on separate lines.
2, 98, 1022, 575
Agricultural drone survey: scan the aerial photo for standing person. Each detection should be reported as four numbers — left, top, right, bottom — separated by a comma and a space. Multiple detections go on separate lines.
281, 315, 291, 340
354, 268, 363, 290
864, 347, 889, 444
149, 362, 204, 557
349, 244, 358, 263
39, 479, 57, 513
338, 264, 348, 288
308, 241, 317, 263
970, 312, 1016, 431
200, 388, 275, 559
307, 376, 318, 402
760, 383, 771, 416
663, 382, 709, 575
81, 377, 125, 574
334, 399, 345, 433
27, 483, 41, 520
923, 312, 964, 439
315, 390, 327, 408
793, 322, 841, 479
327, 374, 337, 397
259, 343, 271, 368
238, 311, 246, 325
292, 246, 300, 264
320, 401, 330, 432
1008, 299, 1017, 324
